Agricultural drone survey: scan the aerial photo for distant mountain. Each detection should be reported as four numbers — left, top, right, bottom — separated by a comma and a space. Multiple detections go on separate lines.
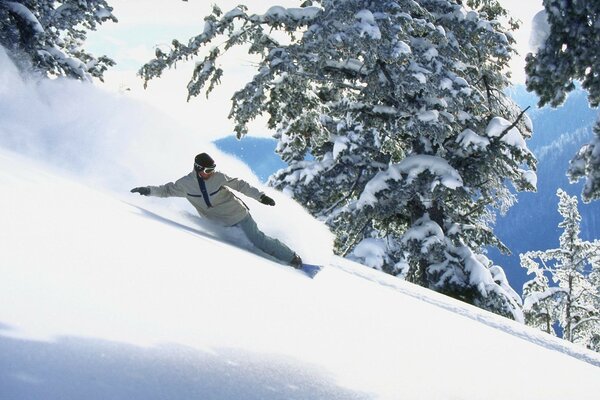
215, 86, 600, 294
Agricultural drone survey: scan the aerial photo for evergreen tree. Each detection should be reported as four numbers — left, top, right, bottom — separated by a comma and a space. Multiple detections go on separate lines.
588, 240, 600, 352
0, 0, 117, 80
140, 0, 535, 320
520, 253, 561, 336
465, 0, 519, 29
525, 2, 600, 203
520, 190, 600, 350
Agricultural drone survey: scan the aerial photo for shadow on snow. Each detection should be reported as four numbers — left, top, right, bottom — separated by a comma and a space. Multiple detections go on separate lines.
0, 327, 372, 400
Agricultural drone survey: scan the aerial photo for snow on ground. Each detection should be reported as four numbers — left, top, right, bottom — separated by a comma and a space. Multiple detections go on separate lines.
1, 148, 600, 400
1, 46, 599, 400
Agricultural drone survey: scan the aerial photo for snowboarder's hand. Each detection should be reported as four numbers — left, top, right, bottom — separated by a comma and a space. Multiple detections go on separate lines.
260, 194, 275, 206
131, 187, 150, 196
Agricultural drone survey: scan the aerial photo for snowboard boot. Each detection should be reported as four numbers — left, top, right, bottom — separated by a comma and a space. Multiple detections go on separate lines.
290, 253, 303, 269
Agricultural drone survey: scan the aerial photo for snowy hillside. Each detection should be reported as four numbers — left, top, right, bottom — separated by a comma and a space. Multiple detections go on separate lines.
2, 145, 600, 400
1, 45, 600, 400
2, 147, 600, 400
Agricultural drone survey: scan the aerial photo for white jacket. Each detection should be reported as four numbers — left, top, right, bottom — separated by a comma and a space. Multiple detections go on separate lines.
148, 171, 264, 226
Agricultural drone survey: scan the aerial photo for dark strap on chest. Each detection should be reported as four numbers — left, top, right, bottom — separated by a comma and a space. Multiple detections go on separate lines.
196, 175, 213, 208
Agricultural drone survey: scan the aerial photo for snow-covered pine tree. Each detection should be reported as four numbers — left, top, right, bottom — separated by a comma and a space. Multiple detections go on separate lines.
139, 0, 535, 320
520, 253, 561, 336
465, 0, 518, 29
0, 0, 117, 81
520, 190, 600, 350
525, 2, 600, 203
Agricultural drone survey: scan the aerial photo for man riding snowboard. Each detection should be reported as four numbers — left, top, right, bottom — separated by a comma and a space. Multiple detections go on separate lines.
131, 152, 303, 269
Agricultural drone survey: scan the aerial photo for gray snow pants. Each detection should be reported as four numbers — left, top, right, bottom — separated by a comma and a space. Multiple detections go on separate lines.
235, 214, 295, 264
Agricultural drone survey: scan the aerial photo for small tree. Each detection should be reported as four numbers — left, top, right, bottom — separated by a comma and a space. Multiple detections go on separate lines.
520, 253, 561, 336
521, 190, 600, 350
525, 2, 600, 203
587, 240, 600, 352
0, 0, 117, 80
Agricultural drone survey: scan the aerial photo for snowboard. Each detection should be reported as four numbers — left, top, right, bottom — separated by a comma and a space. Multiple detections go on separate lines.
299, 263, 323, 278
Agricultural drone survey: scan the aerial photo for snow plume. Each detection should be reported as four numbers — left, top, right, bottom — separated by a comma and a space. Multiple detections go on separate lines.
0, 46, 333, 264
0, 45, 191, 190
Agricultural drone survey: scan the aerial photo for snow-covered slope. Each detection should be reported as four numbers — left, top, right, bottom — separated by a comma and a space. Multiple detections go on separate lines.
1, 147, 599, 400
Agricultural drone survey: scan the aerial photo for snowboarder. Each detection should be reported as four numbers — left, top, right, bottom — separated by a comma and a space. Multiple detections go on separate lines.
130, 152, 303, 269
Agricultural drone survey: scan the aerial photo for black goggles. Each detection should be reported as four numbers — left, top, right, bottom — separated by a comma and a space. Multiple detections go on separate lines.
195, 163, 216, 173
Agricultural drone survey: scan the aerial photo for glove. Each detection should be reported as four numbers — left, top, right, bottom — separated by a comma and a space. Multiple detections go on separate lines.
260, 194, 275, 206
130, 187, 151, 196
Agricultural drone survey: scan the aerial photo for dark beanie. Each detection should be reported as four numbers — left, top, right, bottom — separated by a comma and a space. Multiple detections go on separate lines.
194, 153, 215, 170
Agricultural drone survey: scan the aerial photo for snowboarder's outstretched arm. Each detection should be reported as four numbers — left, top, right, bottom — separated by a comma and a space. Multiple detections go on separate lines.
130, 187, 150, 196
222, 175, 275, 206
131, 177, 187, 198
